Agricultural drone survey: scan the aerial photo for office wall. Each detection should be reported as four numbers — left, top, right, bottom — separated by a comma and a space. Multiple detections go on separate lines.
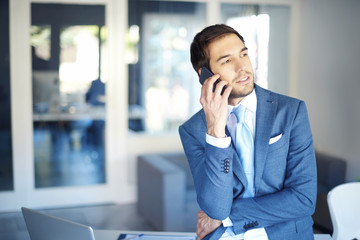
267, 5, 289, 95
299, 0, 360, 181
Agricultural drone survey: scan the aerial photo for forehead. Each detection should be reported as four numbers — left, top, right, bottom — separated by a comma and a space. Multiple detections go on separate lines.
208, 33, 245, 60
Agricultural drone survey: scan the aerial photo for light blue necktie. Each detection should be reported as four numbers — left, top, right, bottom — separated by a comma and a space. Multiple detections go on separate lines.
233, 105, 255, 198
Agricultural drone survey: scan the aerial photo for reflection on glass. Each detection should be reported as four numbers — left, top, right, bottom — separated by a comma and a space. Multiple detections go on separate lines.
0, 0, 13, 191
31, 3, 106, 188
128, 1, 205, 133
59, 26, 100, 95
221, 4, 269, 89
143, 17, 197, 132
31, 25, 51, 61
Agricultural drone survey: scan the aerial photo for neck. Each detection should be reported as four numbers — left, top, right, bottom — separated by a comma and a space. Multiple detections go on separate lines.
228, 97, 243, 106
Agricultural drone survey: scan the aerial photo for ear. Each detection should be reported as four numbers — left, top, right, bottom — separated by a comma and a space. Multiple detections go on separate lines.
198, 68, 202, 76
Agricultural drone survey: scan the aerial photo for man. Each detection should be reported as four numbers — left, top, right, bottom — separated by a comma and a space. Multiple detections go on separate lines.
178, 24, 317, 240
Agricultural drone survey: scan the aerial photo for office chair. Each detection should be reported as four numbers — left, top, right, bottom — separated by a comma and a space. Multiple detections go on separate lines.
327, 182, 360, 240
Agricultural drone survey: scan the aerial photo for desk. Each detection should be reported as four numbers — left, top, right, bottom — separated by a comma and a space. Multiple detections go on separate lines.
94, 230, 331, 240
94, 230, 196, 239
33, 106, 106, 122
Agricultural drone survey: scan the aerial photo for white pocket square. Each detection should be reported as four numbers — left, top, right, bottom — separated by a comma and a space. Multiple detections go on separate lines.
269, 133, 282, 144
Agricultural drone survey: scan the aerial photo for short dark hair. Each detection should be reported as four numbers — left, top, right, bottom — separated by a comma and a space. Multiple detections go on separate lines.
190, 24, 245, 75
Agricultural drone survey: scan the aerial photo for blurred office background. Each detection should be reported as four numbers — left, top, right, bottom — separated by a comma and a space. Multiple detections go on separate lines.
0, 0, 359, 236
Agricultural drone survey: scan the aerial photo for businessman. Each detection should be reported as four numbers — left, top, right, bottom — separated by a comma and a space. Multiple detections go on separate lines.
179, 24, 317, 240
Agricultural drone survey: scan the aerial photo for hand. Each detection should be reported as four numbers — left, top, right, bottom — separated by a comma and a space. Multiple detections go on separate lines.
196, 210, 222, 240
200, 74, 232, 138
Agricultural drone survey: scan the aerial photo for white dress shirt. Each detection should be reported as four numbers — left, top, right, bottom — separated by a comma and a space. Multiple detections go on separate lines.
205, 89, 268, 240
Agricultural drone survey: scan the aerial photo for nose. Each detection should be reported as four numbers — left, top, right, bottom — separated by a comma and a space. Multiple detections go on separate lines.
234, 58, 246, 73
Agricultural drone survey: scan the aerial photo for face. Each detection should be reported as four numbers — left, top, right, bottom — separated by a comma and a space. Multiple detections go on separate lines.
208, 33, 254, 105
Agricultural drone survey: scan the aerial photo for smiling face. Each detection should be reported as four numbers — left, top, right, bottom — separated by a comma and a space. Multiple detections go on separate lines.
208, 33, 254, 105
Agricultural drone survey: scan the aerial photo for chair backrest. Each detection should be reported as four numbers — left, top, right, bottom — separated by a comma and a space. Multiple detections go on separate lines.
327, 182, 360, 240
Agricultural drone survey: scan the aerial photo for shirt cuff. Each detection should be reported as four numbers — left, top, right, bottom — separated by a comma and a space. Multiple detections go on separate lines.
206, 134, 231, 148
222, 217, 234, 227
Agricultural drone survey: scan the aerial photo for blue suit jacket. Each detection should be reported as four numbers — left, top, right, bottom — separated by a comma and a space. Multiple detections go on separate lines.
179, 85, 317, 240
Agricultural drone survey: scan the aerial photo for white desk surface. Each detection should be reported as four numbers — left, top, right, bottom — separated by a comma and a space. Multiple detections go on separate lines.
94, 230, 331, 240
94, 230, 196, 239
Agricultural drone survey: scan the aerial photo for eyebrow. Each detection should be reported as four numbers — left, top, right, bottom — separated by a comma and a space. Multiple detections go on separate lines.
216, 47, 248, 62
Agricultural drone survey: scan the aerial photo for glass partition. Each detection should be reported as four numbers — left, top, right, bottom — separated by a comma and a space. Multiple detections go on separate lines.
221, 3, 290, 94
221, 4, 270, 89
127, 1, 289, 133
31, 3, 106, 188
127, 0, 206, 133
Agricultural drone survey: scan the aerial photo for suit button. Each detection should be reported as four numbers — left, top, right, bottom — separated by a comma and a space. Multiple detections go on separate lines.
223, 159, 230, 173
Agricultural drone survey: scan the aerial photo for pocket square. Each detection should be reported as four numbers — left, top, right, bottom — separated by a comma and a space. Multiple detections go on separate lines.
269, 133, 282, 144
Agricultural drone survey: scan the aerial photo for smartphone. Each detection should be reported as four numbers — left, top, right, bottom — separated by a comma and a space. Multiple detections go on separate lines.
199, 66, 214, 85
199, 66, 224, 94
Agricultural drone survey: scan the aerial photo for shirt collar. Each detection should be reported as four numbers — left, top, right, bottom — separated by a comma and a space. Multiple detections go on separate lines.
228, 88, 257, 114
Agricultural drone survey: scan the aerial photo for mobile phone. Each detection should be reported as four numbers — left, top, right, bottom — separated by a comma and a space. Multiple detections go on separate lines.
199, 66, 214, 85
199, 67, 224, 93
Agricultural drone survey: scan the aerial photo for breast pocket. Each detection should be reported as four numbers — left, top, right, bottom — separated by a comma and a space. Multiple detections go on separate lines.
268, 131, 287, 152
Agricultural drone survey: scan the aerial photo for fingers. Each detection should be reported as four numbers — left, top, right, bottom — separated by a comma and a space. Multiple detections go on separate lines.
202, 74, 221, 94
199, 74, 231, 138
196, 211, 207, 240
221, 83, 232, 98
200, 76, 229, 104
196, 210, 222, 240
196, 229, 206, 240
213, 80, 228, 96
201, 74, 219, 100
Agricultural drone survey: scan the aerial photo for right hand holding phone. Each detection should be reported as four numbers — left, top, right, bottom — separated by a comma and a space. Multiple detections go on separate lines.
199, 69, 232, 138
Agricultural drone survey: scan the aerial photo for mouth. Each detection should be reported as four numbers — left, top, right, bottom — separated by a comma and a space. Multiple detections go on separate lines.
235, 75, 251, 84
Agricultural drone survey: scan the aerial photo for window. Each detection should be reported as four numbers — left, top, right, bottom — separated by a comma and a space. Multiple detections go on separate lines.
128, 0, 206, 133
127, 1, 289, 134
221, 4, 289, 94
31, 4, 107, 188
221, 4, 270, 89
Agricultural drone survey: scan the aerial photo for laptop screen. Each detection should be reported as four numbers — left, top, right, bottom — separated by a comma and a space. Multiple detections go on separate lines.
22, 207, 96, 240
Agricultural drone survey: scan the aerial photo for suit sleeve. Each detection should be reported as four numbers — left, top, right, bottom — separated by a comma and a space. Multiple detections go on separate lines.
179, 115, 236, 220
229, 101, 317, 234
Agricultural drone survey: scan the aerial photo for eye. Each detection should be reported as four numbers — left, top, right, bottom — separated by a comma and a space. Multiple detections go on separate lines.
222, 59, 231, 65
241, 53, 248, 57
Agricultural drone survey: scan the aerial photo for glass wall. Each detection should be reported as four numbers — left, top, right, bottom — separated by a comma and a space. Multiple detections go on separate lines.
31, 4, 107, 188
127, 1, 289, 134
128, 0, 206, 133
221, 4, 270, 89
5, 0, 290, 187
222, 4, 289, 94
0, 0, 13, 191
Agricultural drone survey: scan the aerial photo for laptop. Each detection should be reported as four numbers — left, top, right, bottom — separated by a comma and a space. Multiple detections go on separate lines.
21, 207, 96, 240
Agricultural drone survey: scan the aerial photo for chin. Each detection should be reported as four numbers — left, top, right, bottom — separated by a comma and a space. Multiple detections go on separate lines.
231, 83, 254, 98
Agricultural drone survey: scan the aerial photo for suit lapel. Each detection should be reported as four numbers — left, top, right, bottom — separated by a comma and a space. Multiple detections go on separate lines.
254, 85, 277, 194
